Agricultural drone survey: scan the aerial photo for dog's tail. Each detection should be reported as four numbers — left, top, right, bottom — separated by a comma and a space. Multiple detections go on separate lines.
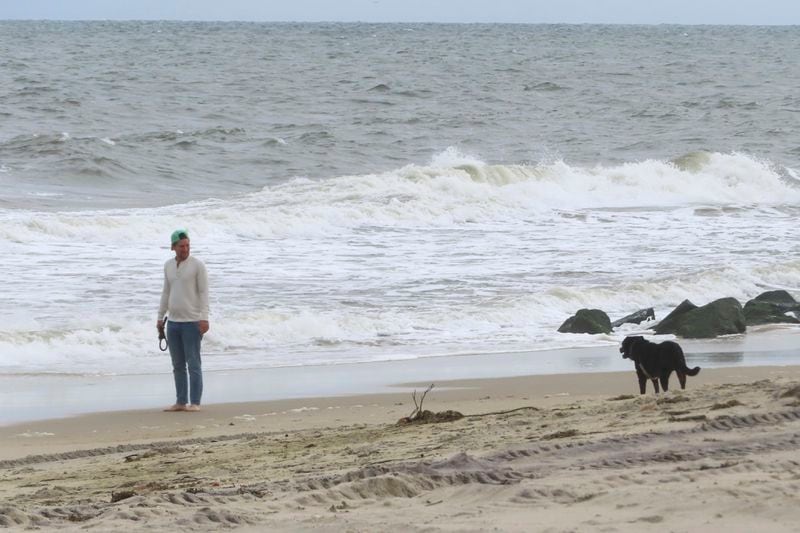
676, 344, 700, 376
684, 365, 701, 376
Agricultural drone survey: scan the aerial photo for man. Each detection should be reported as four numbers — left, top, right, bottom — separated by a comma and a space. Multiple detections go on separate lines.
157, 229, 210, 412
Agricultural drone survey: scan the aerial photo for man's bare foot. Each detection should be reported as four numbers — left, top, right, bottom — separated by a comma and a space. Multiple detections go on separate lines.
163, 404, 187, 412
185, 404, 201, 412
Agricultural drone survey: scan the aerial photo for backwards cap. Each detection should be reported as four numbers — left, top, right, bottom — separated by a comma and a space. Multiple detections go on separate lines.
170, 229, 189, 245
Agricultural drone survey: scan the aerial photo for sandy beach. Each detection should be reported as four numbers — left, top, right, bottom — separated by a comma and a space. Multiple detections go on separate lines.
3, 361, 800, 532
4, 13, 800, 533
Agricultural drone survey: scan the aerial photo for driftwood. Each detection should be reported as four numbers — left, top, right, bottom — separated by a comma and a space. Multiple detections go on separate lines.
397, 384, 464, 425
465, 405, 540, 418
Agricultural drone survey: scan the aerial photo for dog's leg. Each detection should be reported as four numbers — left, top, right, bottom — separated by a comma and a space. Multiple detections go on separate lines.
651, 378, 660, 394
637, 373, 647, 395
677, 371, 687, 389
660, 373, 670, 392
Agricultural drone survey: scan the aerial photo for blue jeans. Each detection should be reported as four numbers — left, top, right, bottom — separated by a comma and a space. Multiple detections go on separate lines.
167, 321, 203, 405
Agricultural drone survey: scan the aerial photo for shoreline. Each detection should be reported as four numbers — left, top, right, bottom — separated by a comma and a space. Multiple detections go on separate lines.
2, 326, 800, 427
3, 364, 800, 463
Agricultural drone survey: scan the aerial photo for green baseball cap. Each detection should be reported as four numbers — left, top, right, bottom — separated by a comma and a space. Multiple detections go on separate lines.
170, 229, 189, 245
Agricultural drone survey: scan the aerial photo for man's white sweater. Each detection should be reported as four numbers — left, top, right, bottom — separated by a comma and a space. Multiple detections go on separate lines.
158, 255, 209, 322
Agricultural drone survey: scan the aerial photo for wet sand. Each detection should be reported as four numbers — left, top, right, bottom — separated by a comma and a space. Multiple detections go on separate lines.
3, 325, 799, 426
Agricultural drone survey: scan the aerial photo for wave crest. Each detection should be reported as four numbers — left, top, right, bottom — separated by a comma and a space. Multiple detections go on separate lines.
2, 149, 799, 242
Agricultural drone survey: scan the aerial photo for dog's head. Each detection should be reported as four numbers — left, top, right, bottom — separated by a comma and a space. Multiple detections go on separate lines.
620, 336, 644, 359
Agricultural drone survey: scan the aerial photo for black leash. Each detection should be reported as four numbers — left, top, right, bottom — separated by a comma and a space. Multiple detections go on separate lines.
158, 317, 169, 351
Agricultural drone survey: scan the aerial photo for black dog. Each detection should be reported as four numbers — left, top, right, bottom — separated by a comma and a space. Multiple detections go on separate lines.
620, 336, 701, 395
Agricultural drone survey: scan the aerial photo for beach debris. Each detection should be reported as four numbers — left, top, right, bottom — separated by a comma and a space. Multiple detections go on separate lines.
710, 399, 743, 410
542, 428, 579, 440
607, 394, 636, 401
656, 395, 690, 405
397, 384, 464, 425
136, 481, 170, 493
779, 385, 800, 400
124, 445, 186, 462
466, 406, 540, 418
238, 486, 270, 498
328, 501, 350, 512
664, 410, 691, 416
668, 414, 707, 422
611, 307, 655, 328
66, 509, 100, 523
110, 490, 136, 503
697, 460, 739, 471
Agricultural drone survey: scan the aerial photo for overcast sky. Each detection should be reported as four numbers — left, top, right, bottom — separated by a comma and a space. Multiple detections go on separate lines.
1, 0, 799, 25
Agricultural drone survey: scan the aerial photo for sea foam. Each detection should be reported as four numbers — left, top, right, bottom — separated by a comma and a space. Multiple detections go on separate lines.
1, 151, 798, 375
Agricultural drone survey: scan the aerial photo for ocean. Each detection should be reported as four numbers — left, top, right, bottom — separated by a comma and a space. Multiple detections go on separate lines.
1, 21, 799, 377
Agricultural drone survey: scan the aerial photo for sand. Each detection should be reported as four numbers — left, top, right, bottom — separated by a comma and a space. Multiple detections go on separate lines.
3, 364, 800, 532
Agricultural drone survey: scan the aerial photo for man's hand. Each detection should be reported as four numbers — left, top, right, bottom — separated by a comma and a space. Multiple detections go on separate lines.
157, 319, 164, 331
199, 320, 210, 335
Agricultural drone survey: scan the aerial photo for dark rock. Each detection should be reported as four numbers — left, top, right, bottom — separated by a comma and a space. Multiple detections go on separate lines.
652, 299, 697, 335
743, 290, 799, 325
611, 308, 655, 328
558, 309, 612, 335
743, 300, 800, 326
753, 290, 797, 306
655, 297, 746, 338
